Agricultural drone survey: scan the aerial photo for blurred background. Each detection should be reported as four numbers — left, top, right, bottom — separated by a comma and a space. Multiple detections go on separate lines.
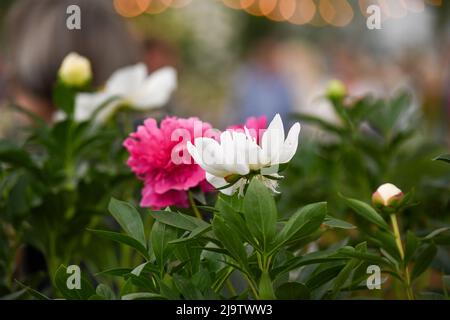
1, 0, 450, 298
0, 0, 448, 139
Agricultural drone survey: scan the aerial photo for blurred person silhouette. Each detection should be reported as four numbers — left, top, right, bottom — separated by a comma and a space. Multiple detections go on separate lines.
231, 36, 294, 125
3, 0, 140, 126
230, 17, 294, 126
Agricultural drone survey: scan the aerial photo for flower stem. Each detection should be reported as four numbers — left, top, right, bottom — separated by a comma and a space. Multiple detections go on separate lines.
226, 279, 237, 297
188, 191, 202, 220
244, 274, 259, 300
390, 214, 404, 260
390, 214, 414, 300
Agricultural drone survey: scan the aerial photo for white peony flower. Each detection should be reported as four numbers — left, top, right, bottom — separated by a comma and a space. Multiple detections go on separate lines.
74, 63, 177, 122
58, 52, 92, 87
372, 183, 404, 207
187, 114, 301, 195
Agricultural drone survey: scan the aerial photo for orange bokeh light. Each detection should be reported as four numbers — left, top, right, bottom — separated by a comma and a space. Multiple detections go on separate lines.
319, 0, 354, 27
259, 0, 278, 16
288, 0, 316, 25
114, 0, 150, 18
279, 0, 296, 21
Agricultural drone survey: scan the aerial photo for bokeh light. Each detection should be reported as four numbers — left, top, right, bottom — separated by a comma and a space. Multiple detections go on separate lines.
319, 0, 354, 27
114, 0, 150, 18
114, 0, 443, 25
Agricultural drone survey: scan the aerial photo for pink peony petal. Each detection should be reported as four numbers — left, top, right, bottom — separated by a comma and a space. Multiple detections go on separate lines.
124, 116, 217, 209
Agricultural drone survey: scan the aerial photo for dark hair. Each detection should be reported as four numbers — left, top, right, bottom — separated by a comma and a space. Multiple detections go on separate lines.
4, 0, 140, 101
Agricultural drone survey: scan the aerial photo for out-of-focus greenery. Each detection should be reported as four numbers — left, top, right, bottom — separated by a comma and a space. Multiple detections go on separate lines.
281, 90, 450, 227
0, 80, 139, 296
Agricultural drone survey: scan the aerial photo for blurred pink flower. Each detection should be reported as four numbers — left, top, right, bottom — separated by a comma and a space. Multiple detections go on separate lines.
124, 117, 216, 210
227, 115, 267, 143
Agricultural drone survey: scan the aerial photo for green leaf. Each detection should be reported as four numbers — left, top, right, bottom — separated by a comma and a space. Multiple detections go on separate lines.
323, 216, 356, 229
405, 231, 419, 263
275, 202, 327, 249
0, 140, 37, 171
149, 210, 207, 231
369, 230, 401, 262
331, 243, 365, 297
14, 280, 51, 300
95, 284, 115, 300
411, 244, 437, 281
89, 229, 149, 259
422, 227, 450, 241
151, 221, 178, 267
306, 265, 344, 290
272, 251, 346, 280
54, 265, 96, 300
96, 268, 132, 277
131, 261, 159, 276
340, 195, 390, 230
121, 292, 165, 300
212, 216, 248, 268
172, 274, 204, 300
168, 224, 212, 245
216, 197, 256, 246
433, 154, 450, 164
243, 179, 277, 251
337, 246, 390, 267
108, 198, 146, 246
275, 282, 310, 300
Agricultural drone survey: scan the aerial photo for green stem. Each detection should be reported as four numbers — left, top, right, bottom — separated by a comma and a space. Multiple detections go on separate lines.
390, 214, 414, 300
244, 274, 259, 300
226, 279, 237, 297
390, 214, 404, 259
188, 191, 202, 220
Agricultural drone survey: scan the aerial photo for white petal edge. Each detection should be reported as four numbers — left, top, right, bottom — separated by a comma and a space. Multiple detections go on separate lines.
279, 122, 301, 164
131, 67, 177, 109
105, 63, 147, 96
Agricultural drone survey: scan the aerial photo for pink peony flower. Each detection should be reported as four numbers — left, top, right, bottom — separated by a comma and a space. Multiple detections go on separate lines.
124, 117, 216, 209
227, 115, 267, 143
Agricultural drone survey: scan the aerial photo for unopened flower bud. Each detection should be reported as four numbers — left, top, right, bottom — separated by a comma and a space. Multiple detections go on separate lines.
326, 80, 347, 101
58, 52, 92, 87
372, 183, 404, 208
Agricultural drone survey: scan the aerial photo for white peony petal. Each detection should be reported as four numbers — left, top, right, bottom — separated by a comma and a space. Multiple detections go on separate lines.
206, 173, 233, 196
131, 67, 177, 110
105, 63, 147, 96
190, 138, 230, 177
219, 131, 250, 176
279, 122, 301, 164
376, 183, 403, 205
74, 92, 113, 122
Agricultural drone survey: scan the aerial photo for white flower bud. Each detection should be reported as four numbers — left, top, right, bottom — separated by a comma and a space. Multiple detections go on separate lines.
58, 52, 92, 87
372, 183, 404, 207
